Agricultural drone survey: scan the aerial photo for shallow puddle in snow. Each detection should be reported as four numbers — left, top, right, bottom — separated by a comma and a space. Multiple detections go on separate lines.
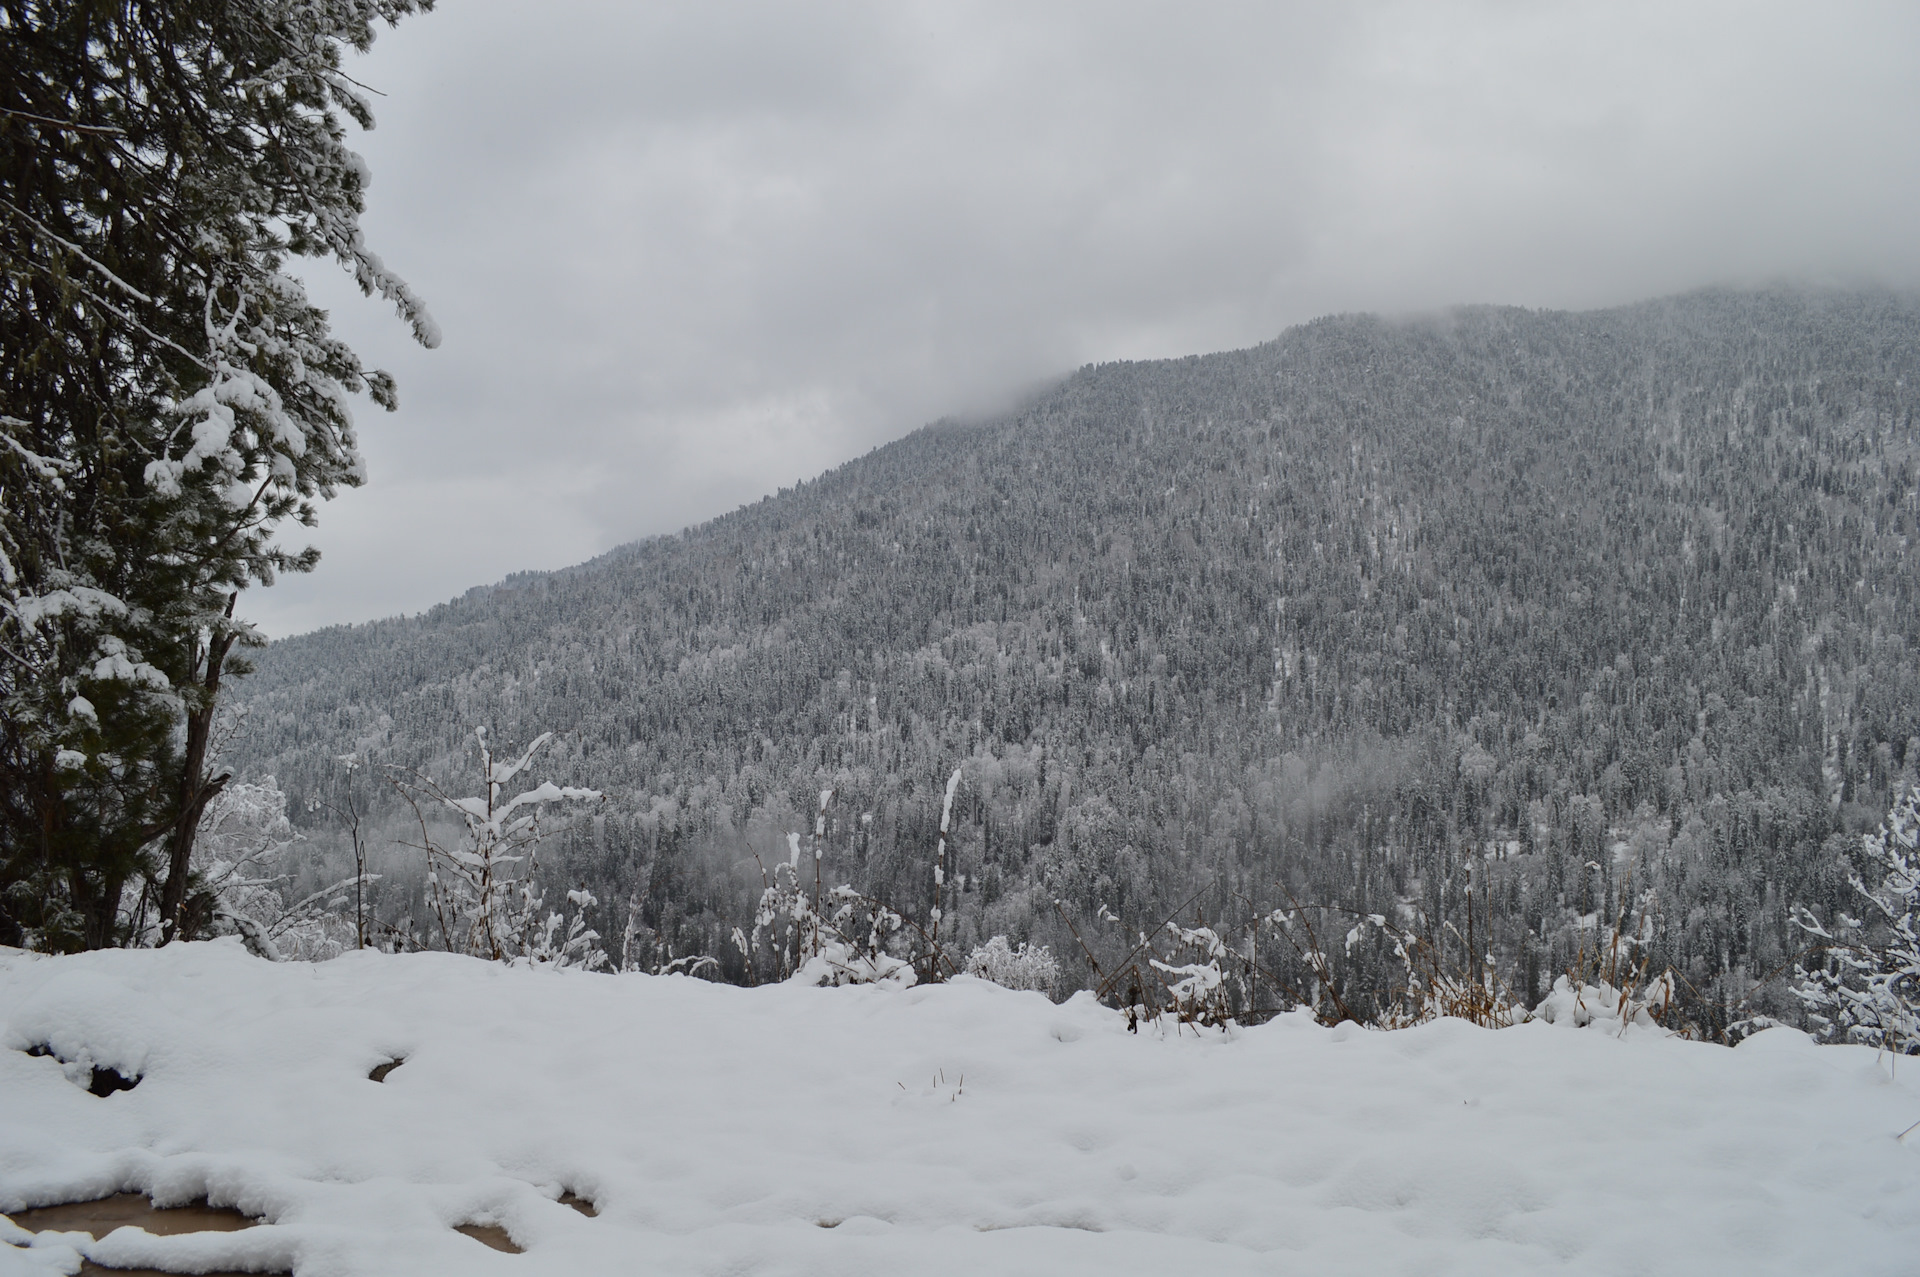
5, 1194, 256, 1237
1, 1193, 279, 1276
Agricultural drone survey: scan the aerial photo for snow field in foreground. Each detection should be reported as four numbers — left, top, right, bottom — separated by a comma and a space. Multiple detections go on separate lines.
2, 940, 1917, 1276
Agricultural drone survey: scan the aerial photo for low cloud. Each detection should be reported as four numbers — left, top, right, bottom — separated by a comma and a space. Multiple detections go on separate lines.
251, 0, 1920, 636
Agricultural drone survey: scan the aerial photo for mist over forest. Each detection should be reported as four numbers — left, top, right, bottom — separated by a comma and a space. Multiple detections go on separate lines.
231, 287, 1920, 1026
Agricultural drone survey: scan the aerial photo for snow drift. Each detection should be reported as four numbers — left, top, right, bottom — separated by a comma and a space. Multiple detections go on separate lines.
3, 940, 1917, 1276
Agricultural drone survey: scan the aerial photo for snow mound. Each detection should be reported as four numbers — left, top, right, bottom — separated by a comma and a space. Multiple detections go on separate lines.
3, 941, 1917, 1275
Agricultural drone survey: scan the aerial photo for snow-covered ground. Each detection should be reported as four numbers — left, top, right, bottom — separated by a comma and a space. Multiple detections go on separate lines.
3, 941, 1917, 1276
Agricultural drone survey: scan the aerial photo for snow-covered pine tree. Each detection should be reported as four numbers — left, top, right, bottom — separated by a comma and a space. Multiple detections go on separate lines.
1793, 785, 1920, 1053
0, 0, 438, 950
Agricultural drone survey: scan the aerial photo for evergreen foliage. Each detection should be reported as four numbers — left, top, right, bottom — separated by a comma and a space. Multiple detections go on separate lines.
1793, 784, 1920, 1052
0, 0, 436, 948
238, 289, 1919, 1024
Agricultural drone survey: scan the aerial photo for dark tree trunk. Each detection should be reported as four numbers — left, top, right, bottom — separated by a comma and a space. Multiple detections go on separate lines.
76, 870, 128, 951
158, 595, 238, 942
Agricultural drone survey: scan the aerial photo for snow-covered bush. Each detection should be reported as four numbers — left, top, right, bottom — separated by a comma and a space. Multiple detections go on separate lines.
1071, 908, 1251, 1030
393, 727, 607, 969
743, 832, 918, 987
965, 935, 1060, 994
799, 886, 919, 987
1544, 894, 1692, 1036
1532, 972, 1678, 1033
1792, 785, 1920, 1054
1149, 923, 1234, 1026
525, 888, 608, 971
1273, 905, 1531, 1030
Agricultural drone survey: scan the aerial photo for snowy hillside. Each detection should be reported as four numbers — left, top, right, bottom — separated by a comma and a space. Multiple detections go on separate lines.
228, 287, 1920, 1031
4, 943, 1918, 1276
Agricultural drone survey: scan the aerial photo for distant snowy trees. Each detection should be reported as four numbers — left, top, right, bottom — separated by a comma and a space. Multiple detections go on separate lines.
0, 0, 437, 950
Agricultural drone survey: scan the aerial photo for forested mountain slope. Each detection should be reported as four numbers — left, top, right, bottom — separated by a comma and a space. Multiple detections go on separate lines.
235, 289, 1920, 1019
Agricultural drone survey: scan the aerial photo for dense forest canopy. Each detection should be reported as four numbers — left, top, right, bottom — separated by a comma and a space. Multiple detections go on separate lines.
232, 288, 1920, 1023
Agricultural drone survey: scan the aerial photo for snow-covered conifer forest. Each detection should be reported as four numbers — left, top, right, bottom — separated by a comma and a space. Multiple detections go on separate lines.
227, 288, 1920, 1035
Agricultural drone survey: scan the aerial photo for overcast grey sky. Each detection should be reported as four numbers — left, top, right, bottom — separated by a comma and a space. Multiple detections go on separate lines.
254, 0, 1920, 637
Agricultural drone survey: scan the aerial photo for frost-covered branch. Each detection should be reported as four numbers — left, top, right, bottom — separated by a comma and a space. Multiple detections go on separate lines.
389, 727, 606, 968
1794, 786, 1920, 1054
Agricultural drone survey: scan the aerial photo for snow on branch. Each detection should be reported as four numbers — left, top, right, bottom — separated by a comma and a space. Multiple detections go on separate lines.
391, 727, 607, 968
1794, 785, 1920, 1054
